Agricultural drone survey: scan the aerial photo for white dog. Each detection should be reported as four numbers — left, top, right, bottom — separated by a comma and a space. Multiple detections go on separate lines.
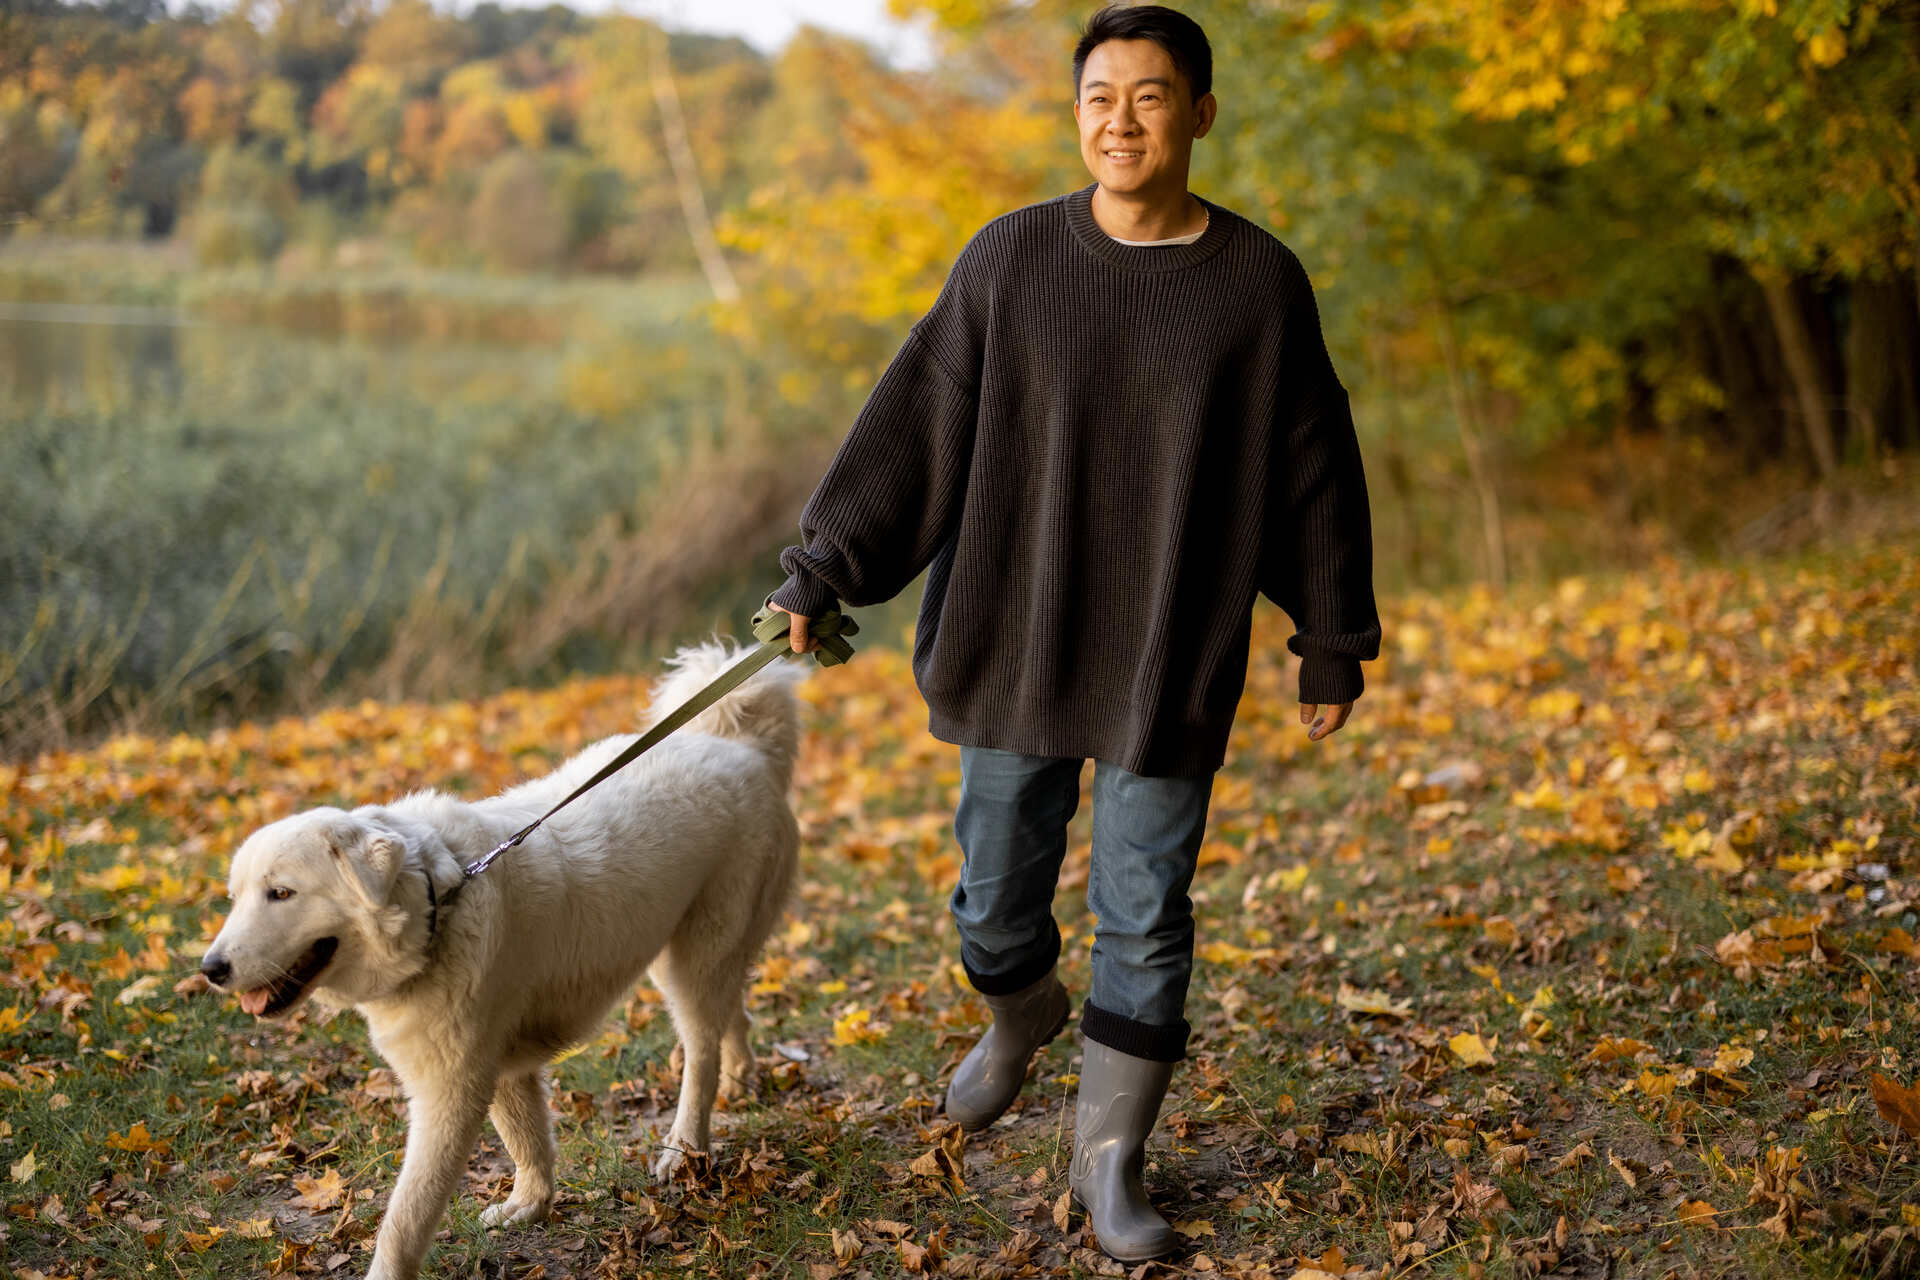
201, 642, 806, 1280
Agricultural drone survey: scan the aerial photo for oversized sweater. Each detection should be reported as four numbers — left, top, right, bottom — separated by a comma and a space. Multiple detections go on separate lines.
769, 182, 1381, 778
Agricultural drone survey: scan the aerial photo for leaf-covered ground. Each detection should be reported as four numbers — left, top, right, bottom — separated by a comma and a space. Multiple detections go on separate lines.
3, 547, 1918, 1279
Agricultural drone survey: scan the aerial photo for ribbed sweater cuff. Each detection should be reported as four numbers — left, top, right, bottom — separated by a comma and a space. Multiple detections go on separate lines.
1298, 652, 1363, 706
768, 566, 838, 620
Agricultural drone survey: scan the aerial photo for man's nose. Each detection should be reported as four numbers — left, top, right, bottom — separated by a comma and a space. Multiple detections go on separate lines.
201, 953, 231, 987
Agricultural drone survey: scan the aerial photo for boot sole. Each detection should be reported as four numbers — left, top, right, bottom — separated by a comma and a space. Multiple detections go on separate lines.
1064, 1189, 1182, 1262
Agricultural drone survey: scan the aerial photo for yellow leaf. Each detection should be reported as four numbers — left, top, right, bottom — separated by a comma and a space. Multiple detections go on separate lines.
115, 975, 163, 1005
290, 1167, 349, 1211
182, 1225, 228, 1251
105, 1122, 169, 1154
832, 1007, 888, 1046
1806, 27, 1847, 66
10, 1148, 34, 1184
1272, 863, 1312, 893
1712, 1045, 1754, 1074
1336, 983, 1412, 1019
1483, 916, 1520, 947
1450, 1032, 1494, 1067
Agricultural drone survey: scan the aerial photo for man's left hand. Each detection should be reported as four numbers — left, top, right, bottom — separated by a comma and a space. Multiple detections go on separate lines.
1300, 702, 1353, 742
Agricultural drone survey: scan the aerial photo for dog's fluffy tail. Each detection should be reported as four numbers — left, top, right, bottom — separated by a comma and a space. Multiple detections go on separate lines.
647, 638, 809, 784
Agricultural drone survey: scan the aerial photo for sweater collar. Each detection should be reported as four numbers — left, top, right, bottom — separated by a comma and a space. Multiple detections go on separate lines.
1064, 182, 1234, 273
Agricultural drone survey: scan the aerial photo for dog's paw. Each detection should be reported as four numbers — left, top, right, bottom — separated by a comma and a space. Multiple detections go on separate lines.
650, 1143, 703, 1182
480, 1195, 552, 1228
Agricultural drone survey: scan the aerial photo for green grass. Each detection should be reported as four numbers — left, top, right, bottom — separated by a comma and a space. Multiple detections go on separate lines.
3, 543, 1916, 1277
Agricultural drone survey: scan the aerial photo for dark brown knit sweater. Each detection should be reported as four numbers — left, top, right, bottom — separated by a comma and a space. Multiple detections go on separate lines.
769, 182, 1381, 777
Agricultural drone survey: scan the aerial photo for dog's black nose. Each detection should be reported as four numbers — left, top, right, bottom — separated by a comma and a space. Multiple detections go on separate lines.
201, 954, 231, 987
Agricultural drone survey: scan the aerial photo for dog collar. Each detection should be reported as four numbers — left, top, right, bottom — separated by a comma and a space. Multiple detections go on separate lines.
422, 864, 441, 948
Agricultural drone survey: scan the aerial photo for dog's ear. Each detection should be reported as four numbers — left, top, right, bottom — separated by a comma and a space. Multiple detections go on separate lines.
328, 827, 405, 909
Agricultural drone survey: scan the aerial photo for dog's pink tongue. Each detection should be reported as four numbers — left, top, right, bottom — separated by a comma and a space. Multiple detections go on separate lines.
240, 988, 271, 1015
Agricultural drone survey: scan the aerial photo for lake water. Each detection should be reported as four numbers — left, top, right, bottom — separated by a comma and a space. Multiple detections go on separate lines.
0, 289, 765, 750
0, 301, 567, 423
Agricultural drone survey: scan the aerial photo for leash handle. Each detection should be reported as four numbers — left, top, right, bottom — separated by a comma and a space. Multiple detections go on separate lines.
461, 604, 858, 879
752, 601, 858, 665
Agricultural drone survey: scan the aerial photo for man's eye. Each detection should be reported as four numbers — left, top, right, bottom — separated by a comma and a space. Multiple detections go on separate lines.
266, 886, 295, 902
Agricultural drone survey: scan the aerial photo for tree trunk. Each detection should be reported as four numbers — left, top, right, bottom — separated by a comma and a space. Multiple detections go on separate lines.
1842, 277, 1920, 460
1698, 256, 1783, 464
1366, 332, 1423, 587
1754, 266, 1840, 479
1432, 297, 1507, 588
649, 27, 740, 305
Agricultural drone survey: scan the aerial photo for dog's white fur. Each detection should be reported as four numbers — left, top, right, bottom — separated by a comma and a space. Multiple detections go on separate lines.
203, 642, 806, 1280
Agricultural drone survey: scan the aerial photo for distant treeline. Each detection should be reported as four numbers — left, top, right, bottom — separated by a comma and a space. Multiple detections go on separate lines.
0, 0, 859, 275
5, 0, 1918, 541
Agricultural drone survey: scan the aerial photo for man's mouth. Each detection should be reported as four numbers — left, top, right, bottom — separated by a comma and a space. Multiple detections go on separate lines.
238, 937, 338, 1016
1105, 150, 1145, 161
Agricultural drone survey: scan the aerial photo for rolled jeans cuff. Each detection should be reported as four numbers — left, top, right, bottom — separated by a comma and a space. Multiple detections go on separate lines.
962, 921, 1061, 996
1080, 999, 1189, 1063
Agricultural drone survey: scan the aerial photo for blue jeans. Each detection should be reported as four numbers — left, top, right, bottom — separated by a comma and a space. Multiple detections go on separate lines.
949, 746, 1214, 1062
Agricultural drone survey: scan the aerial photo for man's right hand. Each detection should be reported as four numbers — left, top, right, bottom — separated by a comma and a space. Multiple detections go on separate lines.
767, 603, 820, 654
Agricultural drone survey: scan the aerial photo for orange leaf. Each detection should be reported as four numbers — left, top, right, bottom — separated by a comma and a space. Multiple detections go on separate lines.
290, 1167, 349, 1211
1871, 1074, 1920, 1141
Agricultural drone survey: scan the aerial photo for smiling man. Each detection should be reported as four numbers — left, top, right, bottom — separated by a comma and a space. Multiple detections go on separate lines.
766, 4, 1379, 1261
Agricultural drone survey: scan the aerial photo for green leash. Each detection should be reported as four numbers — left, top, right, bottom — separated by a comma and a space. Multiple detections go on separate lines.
458, 604, 857, 879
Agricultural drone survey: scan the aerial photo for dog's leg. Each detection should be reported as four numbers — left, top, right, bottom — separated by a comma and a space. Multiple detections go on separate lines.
649, 952, 732, 1181
367, 1077, 491, 1280
479, 1070, 556, 1227
718, 1001, 756, 1102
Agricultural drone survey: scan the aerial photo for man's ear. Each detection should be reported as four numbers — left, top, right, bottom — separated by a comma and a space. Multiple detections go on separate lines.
1193, 91, 1217, 139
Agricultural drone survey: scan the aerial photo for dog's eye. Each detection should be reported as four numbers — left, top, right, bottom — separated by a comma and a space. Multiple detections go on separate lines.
266, 886, 295, 902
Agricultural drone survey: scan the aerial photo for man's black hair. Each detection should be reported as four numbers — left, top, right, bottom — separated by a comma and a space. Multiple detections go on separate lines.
1072, 4, 1212, 103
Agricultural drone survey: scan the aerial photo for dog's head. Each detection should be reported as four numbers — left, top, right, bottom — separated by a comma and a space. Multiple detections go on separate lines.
201, 807, 415, 1017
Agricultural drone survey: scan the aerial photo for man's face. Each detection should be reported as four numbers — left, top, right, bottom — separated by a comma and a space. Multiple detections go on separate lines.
1074, 38, 1215, 197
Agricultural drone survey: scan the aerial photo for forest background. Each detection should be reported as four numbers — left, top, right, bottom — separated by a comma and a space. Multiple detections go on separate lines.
2, 0, 1918, 756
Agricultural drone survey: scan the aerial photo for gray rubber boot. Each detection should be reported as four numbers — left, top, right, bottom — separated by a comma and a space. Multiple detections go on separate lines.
1068, 1039, 1181, 1263
942, 972, 1070, 1131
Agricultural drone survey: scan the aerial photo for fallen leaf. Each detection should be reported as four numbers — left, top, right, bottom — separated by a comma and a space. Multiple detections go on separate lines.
1552, 1142, 1594, 1173
1450, 1032, 1495, 1067
1871, 1074, 1920, 1141
1290, 1243, 1353, 1277
1337, 983, 1412, 1019
105, 1123, 170, 1155
115, 975, 163, 1004
1584, 1036, 1655, 1064
290, 1168, 349, 1211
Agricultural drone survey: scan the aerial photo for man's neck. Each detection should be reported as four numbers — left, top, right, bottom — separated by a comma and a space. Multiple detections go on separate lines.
1089, 183, 1206, 242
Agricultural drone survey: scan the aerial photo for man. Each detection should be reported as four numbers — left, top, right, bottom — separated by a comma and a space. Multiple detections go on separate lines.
765, 4, 1379, 1262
